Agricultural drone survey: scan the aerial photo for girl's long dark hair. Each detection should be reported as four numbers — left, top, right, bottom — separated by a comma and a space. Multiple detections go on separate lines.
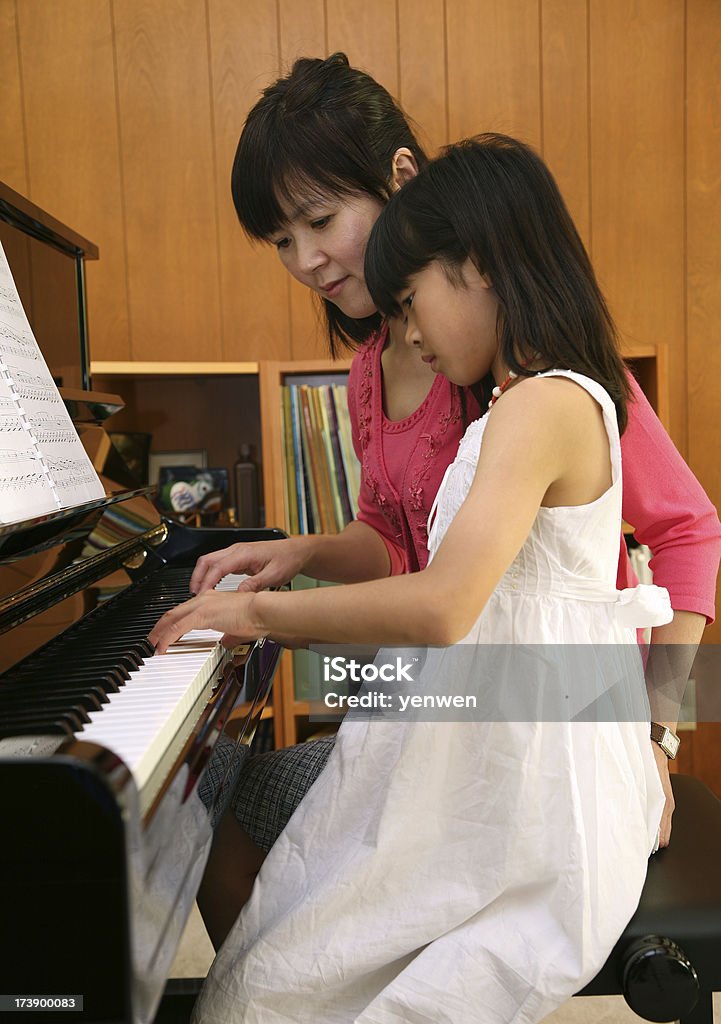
365, 134, 631, 430
232, 52, 428, 356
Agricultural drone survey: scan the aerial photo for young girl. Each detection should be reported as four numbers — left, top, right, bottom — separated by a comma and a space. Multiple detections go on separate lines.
151, 135, 683, 1024
191, 55, 718, 892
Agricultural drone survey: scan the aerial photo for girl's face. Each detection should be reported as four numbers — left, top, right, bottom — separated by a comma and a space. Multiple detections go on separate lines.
271, 192, 384, 319
399, 259, 502, 387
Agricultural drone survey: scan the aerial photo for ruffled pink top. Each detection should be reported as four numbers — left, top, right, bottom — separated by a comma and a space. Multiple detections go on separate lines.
347, 327, 721, 620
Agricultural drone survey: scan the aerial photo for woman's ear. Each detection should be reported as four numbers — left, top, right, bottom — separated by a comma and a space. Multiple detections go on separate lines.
390, 148, 419, 192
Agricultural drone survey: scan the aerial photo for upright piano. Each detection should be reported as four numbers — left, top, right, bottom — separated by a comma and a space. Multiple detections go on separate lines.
0, 183, 284, 1023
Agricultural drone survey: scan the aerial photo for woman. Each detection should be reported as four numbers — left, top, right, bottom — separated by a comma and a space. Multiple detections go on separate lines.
192, 54, 720, 945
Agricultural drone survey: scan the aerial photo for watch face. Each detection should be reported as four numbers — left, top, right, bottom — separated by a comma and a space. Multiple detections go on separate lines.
652, 724, 680, 758
664, 731, 680, 758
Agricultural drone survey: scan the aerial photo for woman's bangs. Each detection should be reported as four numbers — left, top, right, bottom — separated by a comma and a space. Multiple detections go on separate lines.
234, 121, 359, 240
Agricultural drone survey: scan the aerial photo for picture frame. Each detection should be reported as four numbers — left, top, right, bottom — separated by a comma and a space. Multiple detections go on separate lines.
148, 449, 207, 485
156, 466, 229, 518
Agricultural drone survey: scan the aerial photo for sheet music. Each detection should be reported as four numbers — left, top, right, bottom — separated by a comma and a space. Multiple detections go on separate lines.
0, 241, 105, 524
0, 361, 57, 520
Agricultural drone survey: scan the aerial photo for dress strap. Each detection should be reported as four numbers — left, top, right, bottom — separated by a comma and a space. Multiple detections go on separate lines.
427, 461, 455, 555
534, 369, 622, 487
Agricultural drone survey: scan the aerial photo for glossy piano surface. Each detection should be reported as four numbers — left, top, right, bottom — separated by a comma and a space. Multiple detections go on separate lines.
0, 180, 289, 1022
0, 490, 285, 1024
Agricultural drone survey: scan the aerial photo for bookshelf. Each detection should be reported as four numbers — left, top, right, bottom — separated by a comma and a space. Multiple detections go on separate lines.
258, 360, 353, 747
92, 344, 669, 749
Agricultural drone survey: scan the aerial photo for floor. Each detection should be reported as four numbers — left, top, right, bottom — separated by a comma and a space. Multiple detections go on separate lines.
170, 905, 720, 1022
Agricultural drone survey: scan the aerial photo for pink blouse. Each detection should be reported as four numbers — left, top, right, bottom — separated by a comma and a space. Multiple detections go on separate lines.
347, 327, 721, 621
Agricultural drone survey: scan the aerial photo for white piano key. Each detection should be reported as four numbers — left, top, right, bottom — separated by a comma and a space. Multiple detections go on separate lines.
212, 573, 249, 592
77, 572, 242, 794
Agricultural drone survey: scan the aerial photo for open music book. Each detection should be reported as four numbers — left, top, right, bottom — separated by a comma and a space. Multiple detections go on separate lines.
0, 240, 105, 524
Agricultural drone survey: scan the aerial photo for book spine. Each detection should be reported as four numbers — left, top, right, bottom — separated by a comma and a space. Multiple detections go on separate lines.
281, 386, 299, 534
324, 385, 353, 526
298, 385, 324, 533
308, 385, 336, 533
332, 383, 361, 516
315, 385, 345, 531
305, 385, 334, 533
289, 386, 308, 533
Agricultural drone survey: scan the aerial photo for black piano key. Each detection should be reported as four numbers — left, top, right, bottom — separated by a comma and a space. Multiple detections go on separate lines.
0, 563, 215, 742
0, 670, 124, 696
0, 709, 86, 735
2, 703, 92, 726
0, 719, 74, 740
10, 656, 133, 682
0, 690, 102, 713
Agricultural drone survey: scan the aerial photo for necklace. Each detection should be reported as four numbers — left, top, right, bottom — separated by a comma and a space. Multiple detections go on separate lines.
487, 355, 540, 409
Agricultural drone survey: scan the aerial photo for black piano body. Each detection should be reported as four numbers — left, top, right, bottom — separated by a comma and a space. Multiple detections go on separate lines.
0, 492, 284, 1024
0, 177, 284, 1022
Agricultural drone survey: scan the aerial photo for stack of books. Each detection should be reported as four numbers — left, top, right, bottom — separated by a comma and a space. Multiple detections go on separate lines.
280, 382, 360, 534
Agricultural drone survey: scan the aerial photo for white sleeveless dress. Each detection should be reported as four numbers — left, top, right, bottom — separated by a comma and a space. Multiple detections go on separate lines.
193, 371, 671, 1024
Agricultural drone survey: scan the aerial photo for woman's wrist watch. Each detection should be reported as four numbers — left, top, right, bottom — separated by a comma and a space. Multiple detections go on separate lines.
650, 722, 680, 759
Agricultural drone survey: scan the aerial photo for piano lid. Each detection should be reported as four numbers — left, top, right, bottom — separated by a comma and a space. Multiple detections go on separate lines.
0, 484, 165, 669
0, 485, 156, 563
0, 179, 97, 392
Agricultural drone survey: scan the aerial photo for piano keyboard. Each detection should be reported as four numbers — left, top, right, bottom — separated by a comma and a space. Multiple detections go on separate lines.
0, 569, 249, 802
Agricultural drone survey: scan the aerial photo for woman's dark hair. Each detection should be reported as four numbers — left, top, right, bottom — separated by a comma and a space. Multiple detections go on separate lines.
232, 52, 428, 356
365, 134, 632, 430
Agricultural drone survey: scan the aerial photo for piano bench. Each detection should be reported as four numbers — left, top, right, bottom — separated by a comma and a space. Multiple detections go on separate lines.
575, 773, 721, 1023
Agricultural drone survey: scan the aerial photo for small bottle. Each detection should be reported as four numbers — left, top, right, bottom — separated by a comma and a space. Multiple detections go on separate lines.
233, 444, 260, 527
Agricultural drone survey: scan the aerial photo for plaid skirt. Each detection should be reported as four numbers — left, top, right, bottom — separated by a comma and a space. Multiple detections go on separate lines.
201, 734, 335, 852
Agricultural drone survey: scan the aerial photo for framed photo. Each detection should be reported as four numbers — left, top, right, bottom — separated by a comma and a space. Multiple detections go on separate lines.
156, 466, 229, 517
148, 449, 207, 485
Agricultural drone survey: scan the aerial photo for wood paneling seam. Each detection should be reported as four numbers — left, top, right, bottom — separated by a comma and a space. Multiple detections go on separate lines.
538, 0, 544, 156
204, 0, 226, 357
13, 0, 32, 196
108, 0, 134, 358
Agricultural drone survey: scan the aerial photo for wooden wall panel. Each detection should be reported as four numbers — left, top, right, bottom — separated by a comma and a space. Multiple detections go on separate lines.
687, 0, 721, 645
541, 0, 590, 246
16, 0, 130, 361
278, 0, 328, 361
589, 0, 686, 448
207, 0, 291, 361
446, 0, 541, 145
398, 0, 448, 156
112, 0, 221, 362
0, 0, 28, 195
279, 0, 326, 69
326, 0, 399, 96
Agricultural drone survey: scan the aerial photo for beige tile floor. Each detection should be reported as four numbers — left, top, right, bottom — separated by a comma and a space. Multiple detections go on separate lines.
170, 905, 719, 1022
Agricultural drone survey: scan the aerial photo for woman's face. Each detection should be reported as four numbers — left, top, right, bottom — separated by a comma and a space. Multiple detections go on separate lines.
271, 192, 384, 319
399, 259, 503, 387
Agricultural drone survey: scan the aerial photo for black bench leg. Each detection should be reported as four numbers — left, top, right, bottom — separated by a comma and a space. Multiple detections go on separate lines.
680, 989, 713, 1024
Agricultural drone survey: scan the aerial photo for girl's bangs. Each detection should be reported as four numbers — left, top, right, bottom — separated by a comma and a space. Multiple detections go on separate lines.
365, 198, 426, 318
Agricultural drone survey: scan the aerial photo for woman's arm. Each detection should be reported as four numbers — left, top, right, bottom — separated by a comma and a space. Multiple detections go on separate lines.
621, 377, 720, 847
188, 522, 395, 595
622, 374, 721, 621
190, 346, 408, 595
645, 609, 706, 848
